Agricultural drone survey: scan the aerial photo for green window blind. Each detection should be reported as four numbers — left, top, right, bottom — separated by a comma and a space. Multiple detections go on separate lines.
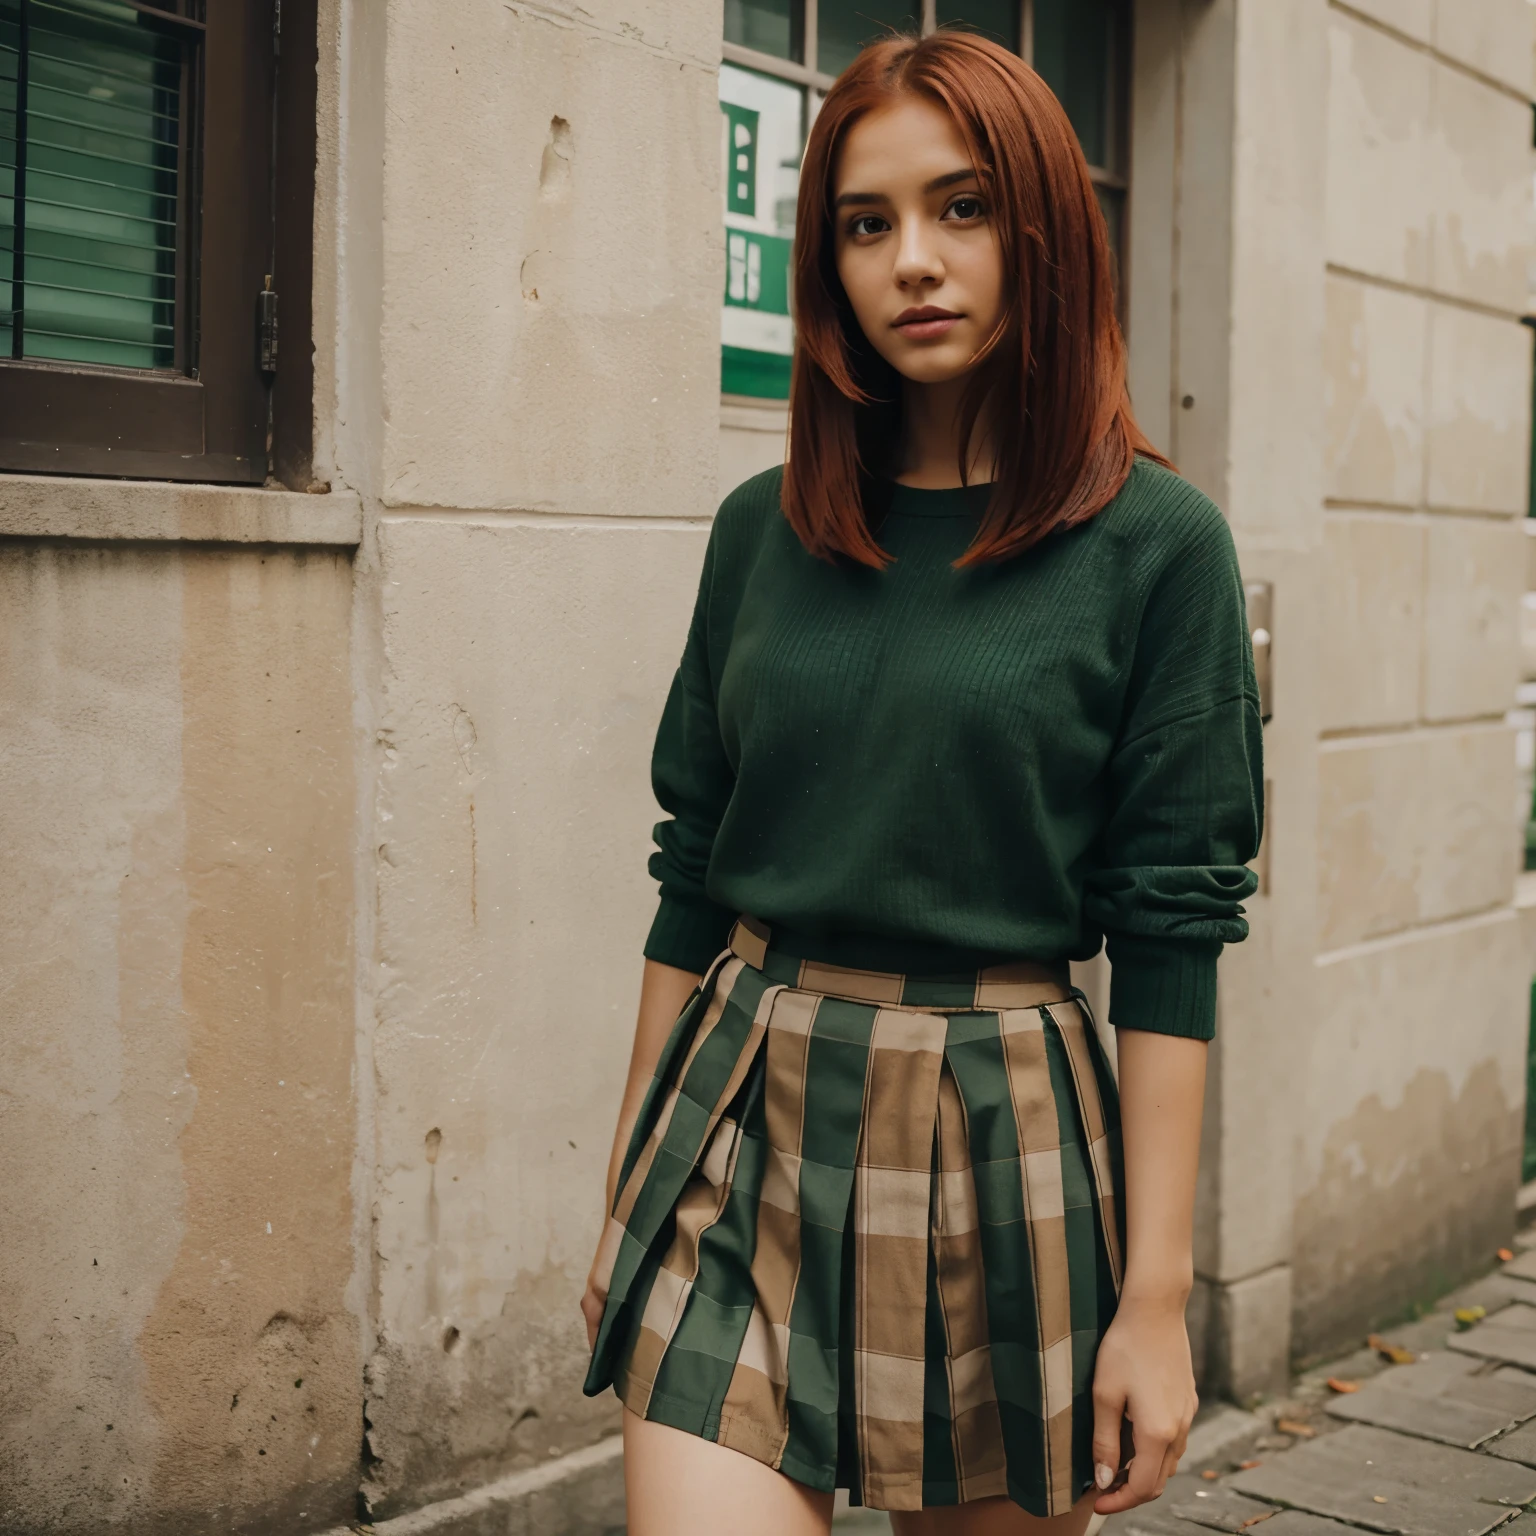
1, 0, 184, 370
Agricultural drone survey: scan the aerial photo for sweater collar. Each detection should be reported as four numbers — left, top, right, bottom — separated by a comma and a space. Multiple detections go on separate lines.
883, 480, 994, 519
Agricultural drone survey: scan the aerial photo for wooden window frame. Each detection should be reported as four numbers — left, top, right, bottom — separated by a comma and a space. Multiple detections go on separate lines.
0, 0, 316, 486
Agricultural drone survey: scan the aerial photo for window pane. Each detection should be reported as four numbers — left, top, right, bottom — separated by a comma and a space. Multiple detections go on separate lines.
936, 2, 1021, 54
0, 7, 15, 355
817, 1, 919, 77
2, 0, 182, 369
725, 0, 803, 64
1031, 0, 1120, 172
720, 63, 804, 399
1095, 183, 1123, 307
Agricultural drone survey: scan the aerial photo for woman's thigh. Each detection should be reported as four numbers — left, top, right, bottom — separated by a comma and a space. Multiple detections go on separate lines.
622, 1408, 836, 1536
890, 1491, 1101, 1536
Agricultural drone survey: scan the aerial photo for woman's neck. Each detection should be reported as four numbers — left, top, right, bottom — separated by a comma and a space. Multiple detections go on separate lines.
894, 374, 997, 489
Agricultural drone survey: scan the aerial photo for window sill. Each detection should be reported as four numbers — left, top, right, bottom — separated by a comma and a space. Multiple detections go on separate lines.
0, 475, 363, 546
721, 395, 790, 434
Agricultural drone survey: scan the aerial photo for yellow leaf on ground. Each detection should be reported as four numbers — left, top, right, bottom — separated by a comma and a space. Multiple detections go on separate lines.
1326, 1377, 1360, 1394
1499, 1248, 1515, 1262
1201, 1469, 1219, 1480
1455, 1306, 1488, 1330
1276, 1418, 1316, 1436
1366, 1333, 1416, 1365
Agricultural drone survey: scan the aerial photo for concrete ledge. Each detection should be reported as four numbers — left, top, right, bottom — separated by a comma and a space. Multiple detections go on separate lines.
342, 1437, 625, 1536
1517, 872, 1536, 971
0, 473, 363, 545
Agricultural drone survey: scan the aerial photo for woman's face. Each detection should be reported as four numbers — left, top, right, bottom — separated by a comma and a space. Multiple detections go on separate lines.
832, 95, 1005, 388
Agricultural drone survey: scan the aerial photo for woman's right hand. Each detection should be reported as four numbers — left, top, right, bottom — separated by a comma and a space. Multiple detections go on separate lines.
581, 1242, 609, 1351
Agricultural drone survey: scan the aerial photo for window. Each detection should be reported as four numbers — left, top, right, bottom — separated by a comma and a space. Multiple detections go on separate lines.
0, 0, 317, 483
720, 0, 1131, 401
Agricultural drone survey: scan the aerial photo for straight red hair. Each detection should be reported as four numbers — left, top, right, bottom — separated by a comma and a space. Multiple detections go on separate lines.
783, 29, 1167, 567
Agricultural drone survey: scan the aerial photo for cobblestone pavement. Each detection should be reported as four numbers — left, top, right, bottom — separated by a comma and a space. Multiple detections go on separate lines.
834, 1236, 1536, 1534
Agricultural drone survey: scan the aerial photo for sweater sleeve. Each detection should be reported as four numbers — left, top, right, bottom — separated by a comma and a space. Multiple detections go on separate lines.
642, 530, 740, 973
1082, 499, 1264, 1041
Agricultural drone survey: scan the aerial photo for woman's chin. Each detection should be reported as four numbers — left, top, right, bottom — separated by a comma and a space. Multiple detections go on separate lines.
885, 348, 985, 387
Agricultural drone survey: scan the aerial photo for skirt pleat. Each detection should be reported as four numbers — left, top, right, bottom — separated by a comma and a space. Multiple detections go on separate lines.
584, 920, 1125, 1518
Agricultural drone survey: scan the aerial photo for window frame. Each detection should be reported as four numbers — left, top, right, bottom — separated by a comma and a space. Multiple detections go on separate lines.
720, 0, 1133, 396
721, 1, 1131, 181
0, 0, 316, 485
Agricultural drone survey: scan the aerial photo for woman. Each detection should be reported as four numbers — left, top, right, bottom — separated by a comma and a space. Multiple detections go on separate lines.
582, 28, 1262, 1536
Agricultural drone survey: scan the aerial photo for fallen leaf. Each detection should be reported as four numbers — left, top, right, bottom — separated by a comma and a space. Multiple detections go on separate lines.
1499, 1248, 1515, 1262
1236, 1515, 1278, 1532
1326, 1377, 1360, 1394
1201, 1469, 1219, 1480
1276, 1418, 1316, 1437
1372, 1495, 1388, 1504
1455, 1305, 1488, 1330
1238, 1459, 1262, 1469
1366, 1333, 1416, 1365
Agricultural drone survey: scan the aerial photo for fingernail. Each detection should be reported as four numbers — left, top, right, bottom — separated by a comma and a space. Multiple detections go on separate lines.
1095, 1462, 1115, 1490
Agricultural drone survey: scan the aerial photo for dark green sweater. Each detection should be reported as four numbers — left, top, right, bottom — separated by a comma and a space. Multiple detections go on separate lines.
644, 458, 1263, 1040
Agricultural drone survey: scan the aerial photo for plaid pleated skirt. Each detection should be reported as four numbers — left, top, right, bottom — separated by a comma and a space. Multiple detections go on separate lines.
583, 917, 1125, 1516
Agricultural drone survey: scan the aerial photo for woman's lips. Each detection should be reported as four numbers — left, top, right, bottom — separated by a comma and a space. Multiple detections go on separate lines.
893, 311, 962, 341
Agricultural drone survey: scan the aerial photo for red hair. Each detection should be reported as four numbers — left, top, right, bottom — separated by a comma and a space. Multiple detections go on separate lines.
783, 29, 1167, 567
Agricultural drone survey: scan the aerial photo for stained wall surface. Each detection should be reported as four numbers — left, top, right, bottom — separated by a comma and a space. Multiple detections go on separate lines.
0, 540, 360, 1535
1294, 0, 1534, 1356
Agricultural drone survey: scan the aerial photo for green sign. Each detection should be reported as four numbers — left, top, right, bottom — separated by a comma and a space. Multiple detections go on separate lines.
722, 102, 759, 218
719, 64, 803, 401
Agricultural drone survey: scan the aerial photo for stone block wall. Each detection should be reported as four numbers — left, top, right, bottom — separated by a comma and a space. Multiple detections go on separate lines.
1293, 0, 1534, 1358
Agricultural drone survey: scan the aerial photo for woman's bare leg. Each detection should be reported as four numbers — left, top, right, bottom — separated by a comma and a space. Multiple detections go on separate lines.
623, 1408, 836, 1536
890, 1490, 1101, 1536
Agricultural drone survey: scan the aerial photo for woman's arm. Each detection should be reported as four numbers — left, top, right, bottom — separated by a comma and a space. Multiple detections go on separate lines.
1090, 1029, 1207, 1514
581, 958, 703, 1349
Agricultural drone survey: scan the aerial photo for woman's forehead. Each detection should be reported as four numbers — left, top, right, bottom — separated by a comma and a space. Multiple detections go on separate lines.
835, 98, 975, 190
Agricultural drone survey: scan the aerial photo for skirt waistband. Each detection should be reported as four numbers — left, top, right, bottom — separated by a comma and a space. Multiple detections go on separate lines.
727, 915, 1074, 1012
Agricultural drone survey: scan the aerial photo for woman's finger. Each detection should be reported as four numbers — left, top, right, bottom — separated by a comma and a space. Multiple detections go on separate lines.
1124, 1425, 1172, 1506
1090, 1385, 1126, 1497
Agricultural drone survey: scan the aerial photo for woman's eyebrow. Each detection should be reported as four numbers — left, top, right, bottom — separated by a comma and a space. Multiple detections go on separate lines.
832, 167, 978, 210
923, 167, 979, 192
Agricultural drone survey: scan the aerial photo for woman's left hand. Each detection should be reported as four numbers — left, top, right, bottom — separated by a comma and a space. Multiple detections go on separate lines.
1087, 1291, 1198, 1513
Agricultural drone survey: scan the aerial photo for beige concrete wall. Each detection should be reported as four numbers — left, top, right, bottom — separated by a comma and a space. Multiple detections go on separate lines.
1124, 0, 1327, 1398
720, 396, 789, 502
1127, 0, 1532, 1389
0, 523, 361, 1535
329, 0, 724, 1520
1293, 0, 1534, 1359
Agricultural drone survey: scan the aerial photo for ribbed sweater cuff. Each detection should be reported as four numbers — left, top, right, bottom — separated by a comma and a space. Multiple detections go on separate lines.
1105, 934, 1223, 1041
643, 894, 737, 975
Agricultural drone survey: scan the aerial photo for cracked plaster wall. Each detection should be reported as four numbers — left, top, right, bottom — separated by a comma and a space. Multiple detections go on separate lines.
343, 0, 722, 1519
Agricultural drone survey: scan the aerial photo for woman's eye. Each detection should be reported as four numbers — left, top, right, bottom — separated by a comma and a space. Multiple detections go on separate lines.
849, 215, 888, 238
945, 196, 985, 221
